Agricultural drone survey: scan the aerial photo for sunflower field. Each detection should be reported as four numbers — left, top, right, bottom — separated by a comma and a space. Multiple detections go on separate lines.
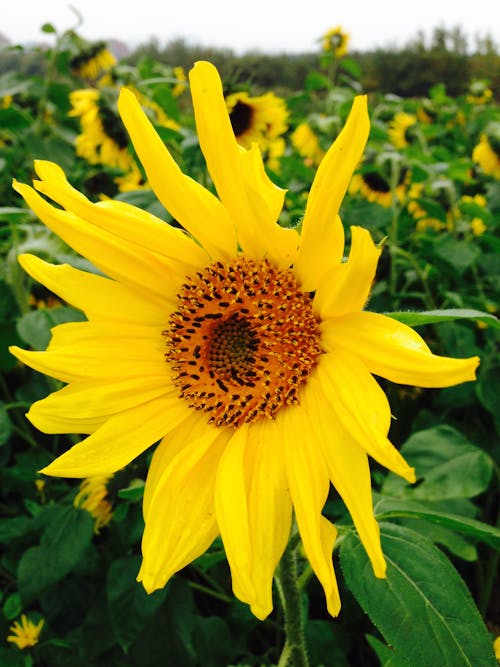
1, 23, 499, 667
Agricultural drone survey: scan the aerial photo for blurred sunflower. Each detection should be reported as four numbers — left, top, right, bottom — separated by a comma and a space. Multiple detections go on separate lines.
473, 124, 500, 179
74, 474, 114, 533
11, 62, 478, 620
291, 122, 325, 166
225, 90, 288, 155
7, 615, 44, 650
321, 26, 349, 57
71, 41, 116, 81
466, 80, 493, 105
349, 167, 409, 207
388, 112, 418, 148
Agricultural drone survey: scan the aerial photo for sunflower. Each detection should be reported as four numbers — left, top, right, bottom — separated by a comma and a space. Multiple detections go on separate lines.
7, 615, 44, 650
74, 474, 114, 533
291, 122, 325, 166
10, 62, 479, 620
71, 42, 117, 81
349, 168, 408, 208
473, 125, 500, 179
321, 26, 349, 57
225, 90, 288, 154
388, 112, 418, 149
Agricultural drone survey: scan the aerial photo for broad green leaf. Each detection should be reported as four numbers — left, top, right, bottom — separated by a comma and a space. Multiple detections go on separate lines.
2, 592, 22, 620
365, 634, 410, 667
382, 425, 493, 500
385, 308, 500, 330
0, 403, 13, 445
18, 506, 94, 603
434, 237, 481, 273
340, 523, 497, 667
107, 555, 168, 652
16, 306, 86, 350
374, 497, 500, 550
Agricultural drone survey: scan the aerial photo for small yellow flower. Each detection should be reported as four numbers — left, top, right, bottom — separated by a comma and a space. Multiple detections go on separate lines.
172, 66, 187, 97
473, 131, 500, 179
466, 80, 493, 105
74, 475, 114, 533
349, 169, 408, 208
11, 62, 478, 621
7, 615, 44, 650
471, 217, 487, 236
494, 635, 500, 662
388, 112, 418, 149
321, 26, 349, 57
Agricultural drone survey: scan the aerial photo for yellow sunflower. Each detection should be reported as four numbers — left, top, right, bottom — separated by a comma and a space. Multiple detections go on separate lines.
388, 112, 417, 149
71, 42, 117, 81
7, 615, 44, 650
349, 169, 408, 208
74, 474, 114, 533
225, 90, 288, 153
321, 26, 349, 57
10, 62, 478, 620
291, 122, 325, 166
473, 127, 500, 179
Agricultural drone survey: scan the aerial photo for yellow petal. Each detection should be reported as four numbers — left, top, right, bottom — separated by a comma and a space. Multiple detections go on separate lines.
295, 96, 370, 291
214, 423, 255, 605
117, 87, 237, 261
13, 181, 178, 305
11, 320, 167, 383
246, 418, 292, 619
189, 61, 297, 268
321, 311, 480, 387
314, 226, 381, 319
27, 375, 172, 433
39, 391, 193, 477
282, 404, 341, 616
18, 254, 167, 325
139, 424, 228, 593
303, 382, 386, 578
33, 160, 207, 272
315, 352, 415, 482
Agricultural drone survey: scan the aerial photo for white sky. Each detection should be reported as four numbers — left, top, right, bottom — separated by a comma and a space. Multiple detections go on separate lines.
2, 0, 499, 54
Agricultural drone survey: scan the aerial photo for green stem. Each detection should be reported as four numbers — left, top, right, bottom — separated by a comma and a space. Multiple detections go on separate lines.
275, 540, 310, 667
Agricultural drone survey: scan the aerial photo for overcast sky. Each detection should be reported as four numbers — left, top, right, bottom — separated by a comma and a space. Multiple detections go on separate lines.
2, 0, 499, 53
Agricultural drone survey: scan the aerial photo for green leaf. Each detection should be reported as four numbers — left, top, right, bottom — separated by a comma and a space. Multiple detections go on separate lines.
434, 237, 481, 273
117, 479, 145, 501
385, 308, 500, 330
374, 498, 500, 550
340, 523, 497, 667
365, 634, 410, 666
2, 592, 22, 620
16, 306, 86, 350
0, 403, 13, 445
107, 555, 168, 652
18, 506, 94, 603
387, 425, 493, 500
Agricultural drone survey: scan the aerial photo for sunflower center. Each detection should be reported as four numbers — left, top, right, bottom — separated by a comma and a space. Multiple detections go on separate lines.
229, 100, 253, 137
165, 257, 322, 428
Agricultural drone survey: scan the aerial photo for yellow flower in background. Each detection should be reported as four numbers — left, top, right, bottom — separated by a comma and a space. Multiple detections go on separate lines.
466, 80, 493, 105
74, 475, 114, 533
494, 636, 500, 662
473, 129, 500, 179
388, 112, 417, 148
322, 26, 349, 57
225, 90, 288, 154
172, 66, 187, 97
7, 615, 44, 650
349, 169, 408, 208
471, 217, 487, 236
71, 42, 116, 81
292, 122, 325, 166
10, 62, 479, 620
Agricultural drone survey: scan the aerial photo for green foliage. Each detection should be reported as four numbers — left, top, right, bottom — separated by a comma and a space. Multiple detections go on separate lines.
0, 20, 499, 667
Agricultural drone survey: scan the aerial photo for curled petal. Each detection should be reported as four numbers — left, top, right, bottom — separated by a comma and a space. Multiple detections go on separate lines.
322, 311, 480, 387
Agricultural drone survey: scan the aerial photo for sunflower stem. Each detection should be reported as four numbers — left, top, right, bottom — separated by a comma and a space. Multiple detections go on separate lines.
275, 540, 310, 667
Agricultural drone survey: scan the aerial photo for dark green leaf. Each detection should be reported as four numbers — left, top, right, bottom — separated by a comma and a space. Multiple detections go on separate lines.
374, 498, 500, 549
18, 506, 94, 603
2, 592, 22, 620
340, 523, 497, 667
0, 403, 13, 445
16, 307, 86, 350
107, 555, 167, 652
